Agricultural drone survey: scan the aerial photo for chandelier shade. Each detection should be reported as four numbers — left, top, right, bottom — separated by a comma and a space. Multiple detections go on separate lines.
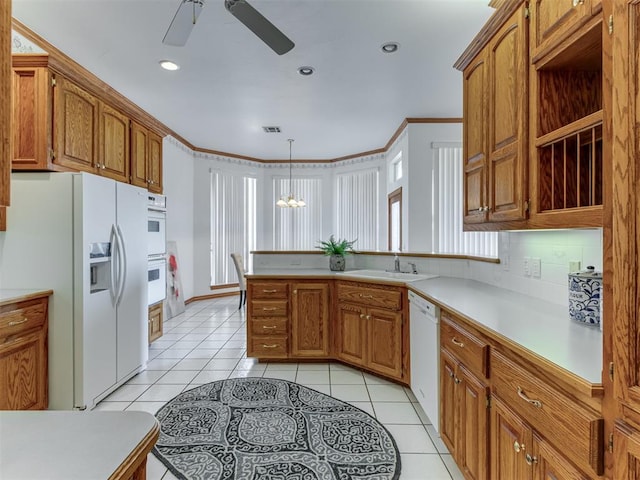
276, 139, 306, 208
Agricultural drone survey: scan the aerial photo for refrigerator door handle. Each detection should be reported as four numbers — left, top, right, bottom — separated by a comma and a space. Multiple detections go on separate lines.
115, 225, 127, 307
109, 224, 118, 306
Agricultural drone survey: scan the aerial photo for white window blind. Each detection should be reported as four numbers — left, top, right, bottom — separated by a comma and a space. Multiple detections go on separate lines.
336, 169, 379, 250
273, 177, 322, 250
433, 145, 498, 257
210, 172, 257, 285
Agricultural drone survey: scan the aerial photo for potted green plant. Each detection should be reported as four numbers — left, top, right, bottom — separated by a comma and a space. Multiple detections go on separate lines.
316, 235, 357, 271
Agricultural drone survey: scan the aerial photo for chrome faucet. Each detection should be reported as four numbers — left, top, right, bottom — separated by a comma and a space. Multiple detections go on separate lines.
408, 262, 418, 274
394, 254, 400, 272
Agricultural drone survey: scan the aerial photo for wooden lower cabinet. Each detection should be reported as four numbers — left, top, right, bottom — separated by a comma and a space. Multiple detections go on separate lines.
614, 421, 640, 480
0, 293, 50, 410
492, 395, 591, 480
148, 301, 163, 343
247, 280, 289, 359
291, 282, 329, 357
367, 307, 403, 379
440, 349, 489, 480
336, 303, 367, 366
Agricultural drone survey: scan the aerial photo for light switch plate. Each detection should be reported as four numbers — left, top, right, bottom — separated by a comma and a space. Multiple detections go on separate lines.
523, 257, 531, 276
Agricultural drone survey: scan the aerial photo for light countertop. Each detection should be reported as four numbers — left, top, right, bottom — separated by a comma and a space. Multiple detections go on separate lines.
0, 411, 159, 480
0, 289, 53, 307
248, 269, 602, 385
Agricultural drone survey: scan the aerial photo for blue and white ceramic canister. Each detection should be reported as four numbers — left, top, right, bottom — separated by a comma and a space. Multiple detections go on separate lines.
568, 266, 602, 327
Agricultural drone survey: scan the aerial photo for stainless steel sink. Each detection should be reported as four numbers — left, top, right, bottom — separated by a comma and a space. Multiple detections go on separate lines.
339, 269, 438, 282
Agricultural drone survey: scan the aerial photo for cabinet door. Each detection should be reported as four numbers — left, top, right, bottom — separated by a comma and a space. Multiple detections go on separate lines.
53, 76, 98, 172
11, 65, 51, 170
0, 0, 9, 215
291, 282, 329, 357
532, 431, 590, 480
491, 395, 531, 480
614, 421, 640, 480
531, 0, 593, 58
463, 50, 489, 224
367, 307, 403, 379
98, 102, 129, 183
487, 6, 528, 222
148, 131, 163, 193
457, 365, 489, 480
0, 329, 47, 410
440, 349, 458, 455
336, 303, 366, 366
148, 302, 163, 344
130, 121, 149, 188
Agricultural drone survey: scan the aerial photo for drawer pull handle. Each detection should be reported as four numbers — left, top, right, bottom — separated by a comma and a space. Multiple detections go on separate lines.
262, 289, 277, 293
262, 307, 278, 311
360, 314, 365, 319
513, 440, 525, 453
359, 294, 374, 299
8, 318, 28, 326
525, 453, 538, 465
262, 325, 277, 330
451, 337, 465, 348
366, 315, 371, 320
517, 386, 543, 408
262, 344, 278, 348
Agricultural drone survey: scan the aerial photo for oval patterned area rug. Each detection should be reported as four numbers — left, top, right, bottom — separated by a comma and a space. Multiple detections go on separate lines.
153, 377, 401, 480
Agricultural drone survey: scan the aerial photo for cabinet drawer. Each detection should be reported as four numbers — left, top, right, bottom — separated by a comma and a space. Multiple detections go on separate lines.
491, 350, 603, 474
440, 314, 489, 378
337, 283, 402, 310
250, 318, 288, 336
249, 336, 288, 357
0, 299, 47, 339
249, 282, 289, 299
250, 300, 288, 317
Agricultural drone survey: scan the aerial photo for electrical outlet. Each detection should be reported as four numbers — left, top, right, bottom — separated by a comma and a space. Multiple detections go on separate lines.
569, 261, 581, 273
531, 258, 541, 278
523, 257, 531, 276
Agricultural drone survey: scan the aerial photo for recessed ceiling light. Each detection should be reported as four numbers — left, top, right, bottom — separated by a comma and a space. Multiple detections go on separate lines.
159, 60, 180, 71
298, 66, 314, 76
381, 42, 400, 53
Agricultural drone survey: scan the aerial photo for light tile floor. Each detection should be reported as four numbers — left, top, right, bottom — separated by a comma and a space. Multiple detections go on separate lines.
96, 296, 465, 480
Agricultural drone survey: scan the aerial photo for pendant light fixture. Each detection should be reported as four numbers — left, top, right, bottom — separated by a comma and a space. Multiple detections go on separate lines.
276, 139, 306, 208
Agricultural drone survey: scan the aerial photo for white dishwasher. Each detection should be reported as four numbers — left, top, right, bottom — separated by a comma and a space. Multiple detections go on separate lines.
409, 291, 440, 433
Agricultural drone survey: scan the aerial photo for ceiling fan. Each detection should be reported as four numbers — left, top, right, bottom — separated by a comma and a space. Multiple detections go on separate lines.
163, 0, 295, 55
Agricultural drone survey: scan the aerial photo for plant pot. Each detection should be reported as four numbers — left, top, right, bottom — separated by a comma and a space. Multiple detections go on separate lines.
329, 254, 346, 271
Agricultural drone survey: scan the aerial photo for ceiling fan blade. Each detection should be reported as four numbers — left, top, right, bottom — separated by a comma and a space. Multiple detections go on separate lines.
224, 0, 294, 55
163, 0, 205, 47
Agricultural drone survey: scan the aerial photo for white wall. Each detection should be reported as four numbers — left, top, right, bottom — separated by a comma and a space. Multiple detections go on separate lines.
163, 137, 195, 301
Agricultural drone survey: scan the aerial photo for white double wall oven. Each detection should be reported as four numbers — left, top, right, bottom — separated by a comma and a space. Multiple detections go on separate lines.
147, 194, 167, 306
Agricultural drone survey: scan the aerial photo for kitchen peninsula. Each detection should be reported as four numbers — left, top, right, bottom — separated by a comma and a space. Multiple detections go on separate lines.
246, 265, 604, 478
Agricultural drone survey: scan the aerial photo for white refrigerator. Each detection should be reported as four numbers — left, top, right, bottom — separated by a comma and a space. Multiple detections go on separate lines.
0, 172, 148, 410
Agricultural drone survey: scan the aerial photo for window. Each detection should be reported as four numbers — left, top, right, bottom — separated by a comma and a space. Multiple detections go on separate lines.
210, 171, 257, 285
273, 177, 322, 249
336, 169, 379, 250
432, 144, 498, 257
388, 187, 402, 251
390, 152, 403, 181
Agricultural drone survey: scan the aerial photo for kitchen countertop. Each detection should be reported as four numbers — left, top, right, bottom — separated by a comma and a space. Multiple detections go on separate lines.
0, 288, 53, 307
0, 411, 159, 480
247, 269, 603, 385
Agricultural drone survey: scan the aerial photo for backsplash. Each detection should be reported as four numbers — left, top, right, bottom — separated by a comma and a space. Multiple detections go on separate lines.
253, 228, 603, 308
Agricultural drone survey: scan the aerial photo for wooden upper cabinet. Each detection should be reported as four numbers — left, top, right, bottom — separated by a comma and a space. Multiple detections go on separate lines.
148, 131, 163, 194
461, 3, 529, 230
53, 76, 99, 172
11, 63, 51, 170
463, 49, 488, 225
130, 121, 149, 188
487, 7, 528, 223
530, 0, 594, 61
131, 121, 163, 193
98, 102, 129, 183
1, 0, 11, 226
291, 282, 330, 357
